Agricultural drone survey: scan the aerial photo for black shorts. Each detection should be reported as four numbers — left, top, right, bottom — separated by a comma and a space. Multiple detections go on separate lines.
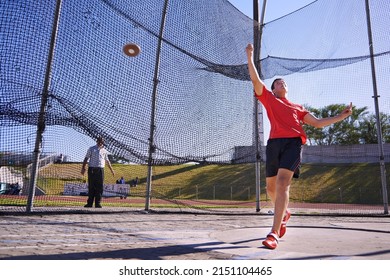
265, 137, 302, 178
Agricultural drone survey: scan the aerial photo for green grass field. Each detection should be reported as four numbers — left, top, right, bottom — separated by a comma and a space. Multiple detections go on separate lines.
31, 162, 389, 205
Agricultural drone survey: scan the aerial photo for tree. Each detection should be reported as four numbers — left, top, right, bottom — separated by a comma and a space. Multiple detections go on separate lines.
303, 104, 367, 145
359, 112, 390, 144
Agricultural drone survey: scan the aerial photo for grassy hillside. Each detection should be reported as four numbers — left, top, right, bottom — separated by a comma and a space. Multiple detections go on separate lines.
36, 162, 389, 204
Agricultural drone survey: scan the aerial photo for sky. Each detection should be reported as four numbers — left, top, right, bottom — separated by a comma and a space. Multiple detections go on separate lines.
228, 0, 315, 21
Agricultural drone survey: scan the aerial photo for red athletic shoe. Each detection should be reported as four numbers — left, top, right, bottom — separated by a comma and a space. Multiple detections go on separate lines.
262, 231, 279, 249
279, 209, 291, 238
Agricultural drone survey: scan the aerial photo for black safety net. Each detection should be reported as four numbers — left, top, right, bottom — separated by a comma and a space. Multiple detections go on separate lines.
1, 0, 389, 164
1, 0, 389, 214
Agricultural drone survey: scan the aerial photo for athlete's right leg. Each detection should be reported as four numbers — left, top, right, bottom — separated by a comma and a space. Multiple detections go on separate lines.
263, 170, 293, 249
266, 176, 276, 203
271, 168, 293, 235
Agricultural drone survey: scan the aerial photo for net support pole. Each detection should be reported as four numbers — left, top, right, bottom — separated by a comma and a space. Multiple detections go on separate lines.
364, 0, 388, 214
26, 0, 63, 213
144, 0, 169, 211
253, 0, 267, 212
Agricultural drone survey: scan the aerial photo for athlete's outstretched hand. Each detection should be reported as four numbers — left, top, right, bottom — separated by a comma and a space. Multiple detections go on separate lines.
340, 102, 353, 118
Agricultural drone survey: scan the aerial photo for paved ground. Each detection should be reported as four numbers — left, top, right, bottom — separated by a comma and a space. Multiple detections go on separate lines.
0, 208, 389, 260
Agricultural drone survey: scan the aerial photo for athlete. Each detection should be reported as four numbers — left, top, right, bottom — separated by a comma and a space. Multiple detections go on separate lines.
246, 43, 352, 249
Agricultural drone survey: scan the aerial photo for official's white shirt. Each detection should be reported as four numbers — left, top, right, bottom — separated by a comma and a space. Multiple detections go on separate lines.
85, 145, 110, 168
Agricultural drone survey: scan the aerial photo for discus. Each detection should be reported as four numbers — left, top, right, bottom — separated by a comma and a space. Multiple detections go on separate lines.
123, 43, 141, 57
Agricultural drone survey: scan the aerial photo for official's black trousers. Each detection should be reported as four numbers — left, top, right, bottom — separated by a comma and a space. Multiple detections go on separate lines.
87, 167, 104, 206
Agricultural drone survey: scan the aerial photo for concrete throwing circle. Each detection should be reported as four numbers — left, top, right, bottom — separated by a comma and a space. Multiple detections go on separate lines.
210, 223, 390, 260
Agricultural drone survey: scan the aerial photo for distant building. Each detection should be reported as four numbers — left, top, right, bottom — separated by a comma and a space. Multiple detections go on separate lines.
232, 144, 390, 164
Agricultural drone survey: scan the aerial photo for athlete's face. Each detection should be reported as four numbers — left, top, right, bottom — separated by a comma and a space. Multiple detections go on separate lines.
273, 79, 288, 97
274, 79, 287, 91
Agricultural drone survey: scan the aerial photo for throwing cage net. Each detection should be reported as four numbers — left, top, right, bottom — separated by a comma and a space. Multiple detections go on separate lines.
0, 0, 389, 215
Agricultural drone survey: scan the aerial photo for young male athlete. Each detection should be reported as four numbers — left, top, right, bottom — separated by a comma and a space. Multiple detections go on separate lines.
245, 43, 353, 249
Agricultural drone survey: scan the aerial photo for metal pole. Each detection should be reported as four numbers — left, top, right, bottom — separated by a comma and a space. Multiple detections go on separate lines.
26, 0, 63, 213
145, 0, 169, 211
253, 0, 267, 212
364, 0, 388, 214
